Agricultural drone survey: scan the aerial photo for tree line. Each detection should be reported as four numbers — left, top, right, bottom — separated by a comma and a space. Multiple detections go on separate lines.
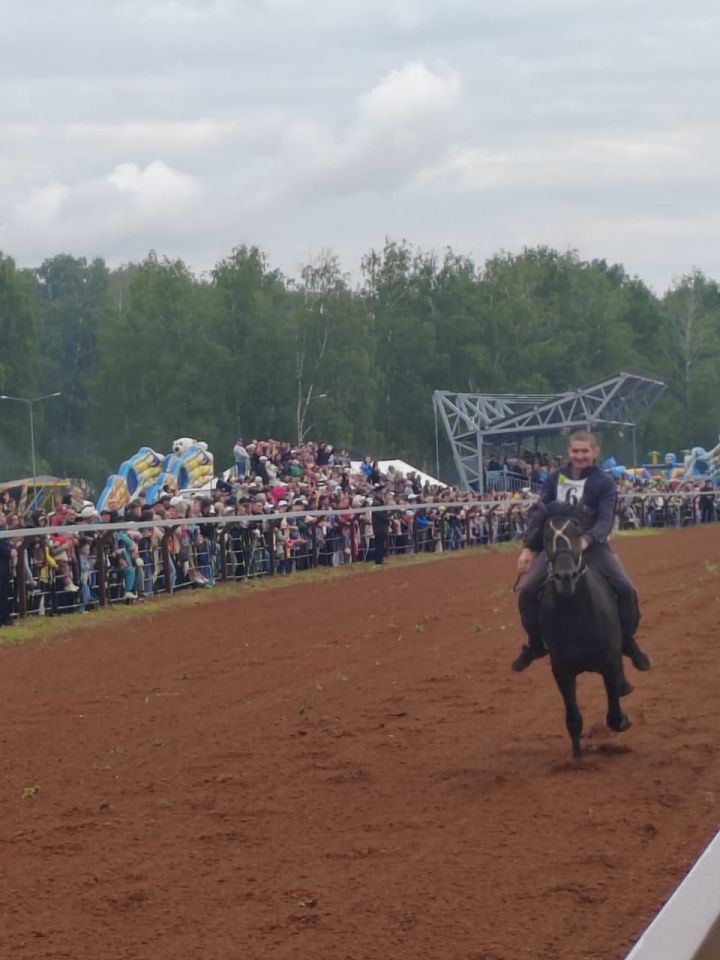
1, 242, 719, 493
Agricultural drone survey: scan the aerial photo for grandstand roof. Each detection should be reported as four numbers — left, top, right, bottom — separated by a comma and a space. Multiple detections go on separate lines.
433, 370, 666, 492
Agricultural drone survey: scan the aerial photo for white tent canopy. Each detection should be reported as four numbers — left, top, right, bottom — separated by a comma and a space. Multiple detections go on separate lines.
351, 459, 446, 488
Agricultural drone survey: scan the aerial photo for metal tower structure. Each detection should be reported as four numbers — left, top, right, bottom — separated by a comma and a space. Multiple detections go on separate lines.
433, 370, 666, 492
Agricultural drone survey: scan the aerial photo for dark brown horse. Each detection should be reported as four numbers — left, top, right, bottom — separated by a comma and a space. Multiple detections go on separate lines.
540, 508, 631, 757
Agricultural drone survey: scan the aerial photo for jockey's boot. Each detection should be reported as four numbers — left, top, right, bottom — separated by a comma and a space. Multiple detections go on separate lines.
511, 638, 547, 672
623, 638, 653, 671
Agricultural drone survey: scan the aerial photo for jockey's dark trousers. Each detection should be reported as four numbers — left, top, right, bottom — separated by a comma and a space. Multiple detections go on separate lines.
518, 542, 640, 646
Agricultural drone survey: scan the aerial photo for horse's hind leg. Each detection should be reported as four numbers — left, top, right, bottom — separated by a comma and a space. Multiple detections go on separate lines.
553, 669, 583, 758
604, 665, 632, 733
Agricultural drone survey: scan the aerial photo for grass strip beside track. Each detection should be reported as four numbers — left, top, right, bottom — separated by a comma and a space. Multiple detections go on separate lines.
0, 543, 518, 648
0, 528, 674, 649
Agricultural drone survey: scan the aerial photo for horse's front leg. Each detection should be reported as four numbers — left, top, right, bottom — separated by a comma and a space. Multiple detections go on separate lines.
603, 665, 632, 733
552, 667, 583, 758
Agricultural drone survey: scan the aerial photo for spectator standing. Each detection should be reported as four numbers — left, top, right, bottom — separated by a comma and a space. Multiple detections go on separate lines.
233, 438, 250, 480
371, 489, 391, 565
196, 497, 217, 585
700, 481, 716, 523
49, 506, 80, 593
0, 516, 15, 626
317, 443, 332, 467
77, 539, 97, 611
139, 506, 162, 596
256, 456, 270, 486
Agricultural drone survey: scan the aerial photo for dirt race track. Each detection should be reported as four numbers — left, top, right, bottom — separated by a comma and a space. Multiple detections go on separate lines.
1, 526, 719, 960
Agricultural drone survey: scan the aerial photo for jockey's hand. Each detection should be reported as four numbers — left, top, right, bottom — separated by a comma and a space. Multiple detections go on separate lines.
516, 547, 535, 575
580, 536, 591, 551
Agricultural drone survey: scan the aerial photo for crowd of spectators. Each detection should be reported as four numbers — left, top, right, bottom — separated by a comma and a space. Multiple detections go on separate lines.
614, 475, 719, 528
0, 438, 537, 624
1, 437, 718, 628
484, 450, 559, 491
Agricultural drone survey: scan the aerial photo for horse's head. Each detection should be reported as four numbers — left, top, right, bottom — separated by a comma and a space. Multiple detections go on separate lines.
543, 515, 585, 596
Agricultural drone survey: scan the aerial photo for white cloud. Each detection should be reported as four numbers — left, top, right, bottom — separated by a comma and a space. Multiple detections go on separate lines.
0, 124, 42, 140
0, 1, 719, 290
106, 160, 200, 205
64, 120, 236, 147
12, 181, 70, 228
357, 61, 461, 127
112, 0, 238, 22
260, 62, 464, 201
1, 161, 204, 263
419, 131, 708, 193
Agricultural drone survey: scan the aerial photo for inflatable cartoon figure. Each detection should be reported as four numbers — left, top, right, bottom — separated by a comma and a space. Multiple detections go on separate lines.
97, 438, 215, 510
683, 435, 720, 480
660, 452, 685, 482
172, 437, 196, 456
97, 446, 164, 512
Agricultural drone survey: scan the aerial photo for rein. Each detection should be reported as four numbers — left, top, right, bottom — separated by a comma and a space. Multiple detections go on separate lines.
545, 518, 587, 589
546, 549, 587, 588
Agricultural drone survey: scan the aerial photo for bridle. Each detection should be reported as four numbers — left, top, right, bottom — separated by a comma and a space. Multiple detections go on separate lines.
545, 518, 586, 591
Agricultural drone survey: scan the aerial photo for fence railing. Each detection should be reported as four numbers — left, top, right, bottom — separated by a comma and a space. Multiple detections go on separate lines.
1, 492, 719, 624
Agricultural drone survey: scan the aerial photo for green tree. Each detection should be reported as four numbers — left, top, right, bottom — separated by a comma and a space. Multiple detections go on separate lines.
211, 245, 294, 443
361, 240, 444, 460
92, 253, 227, 483
292, 252, 377, 451
0, 254, 41, 477
475, 248, 648, 394
34, 255, 111, 480
658, 270, 720, 449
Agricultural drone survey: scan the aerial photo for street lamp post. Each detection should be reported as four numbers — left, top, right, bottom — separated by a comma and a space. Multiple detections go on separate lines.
0, 392, 62, 499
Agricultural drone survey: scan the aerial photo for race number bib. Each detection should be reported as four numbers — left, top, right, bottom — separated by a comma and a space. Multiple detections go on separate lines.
556, 474, 587, 506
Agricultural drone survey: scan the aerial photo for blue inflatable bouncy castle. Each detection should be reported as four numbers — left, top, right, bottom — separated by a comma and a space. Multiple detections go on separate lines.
682, 438, 720, 482
96, 438, 214, 511
601, 457, 651, 483
602, 438, 720, 486
144, 439, 214, 504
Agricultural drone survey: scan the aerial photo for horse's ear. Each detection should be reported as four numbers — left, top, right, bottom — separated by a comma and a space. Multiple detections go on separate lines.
527, 501, 549, 531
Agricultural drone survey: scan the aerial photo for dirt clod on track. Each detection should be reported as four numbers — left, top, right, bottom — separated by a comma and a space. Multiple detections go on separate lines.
1, 526, 719, 960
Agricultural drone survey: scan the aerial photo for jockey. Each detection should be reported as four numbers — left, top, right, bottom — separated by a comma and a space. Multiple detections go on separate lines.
511, 430, 653, 674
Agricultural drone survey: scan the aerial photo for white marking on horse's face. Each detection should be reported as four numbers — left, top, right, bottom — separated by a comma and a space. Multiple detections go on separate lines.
546, 518, 584, 593
549, 519, 574, 556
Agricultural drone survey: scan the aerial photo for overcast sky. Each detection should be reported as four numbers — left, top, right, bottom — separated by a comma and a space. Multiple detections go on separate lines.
1, 0, 718, 292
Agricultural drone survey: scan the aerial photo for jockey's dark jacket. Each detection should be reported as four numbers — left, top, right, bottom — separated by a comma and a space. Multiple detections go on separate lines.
523, 463, 617, 552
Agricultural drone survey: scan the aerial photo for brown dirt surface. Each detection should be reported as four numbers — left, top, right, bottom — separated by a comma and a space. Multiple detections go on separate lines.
1, 526, 719, 960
